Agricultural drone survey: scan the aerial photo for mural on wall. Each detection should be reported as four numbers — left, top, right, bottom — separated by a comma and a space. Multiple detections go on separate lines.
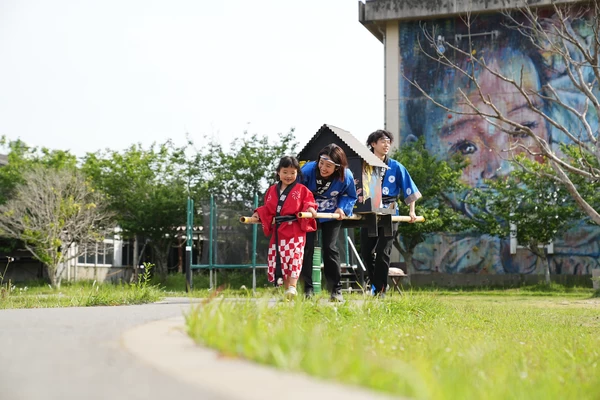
398, 11, 600, 275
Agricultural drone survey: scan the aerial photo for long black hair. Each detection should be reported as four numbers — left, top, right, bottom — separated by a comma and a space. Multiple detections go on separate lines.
318, 144, 348, 182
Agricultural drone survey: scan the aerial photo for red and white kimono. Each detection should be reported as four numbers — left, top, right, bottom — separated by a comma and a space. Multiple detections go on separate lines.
254, 182, 317, 283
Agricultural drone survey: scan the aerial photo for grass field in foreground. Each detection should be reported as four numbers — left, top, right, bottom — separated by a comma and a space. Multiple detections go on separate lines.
186, 293, 600, 400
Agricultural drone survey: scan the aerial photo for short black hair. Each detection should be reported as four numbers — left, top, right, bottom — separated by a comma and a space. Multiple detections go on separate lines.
366, 130, 394, 151
275, 155, 302, 181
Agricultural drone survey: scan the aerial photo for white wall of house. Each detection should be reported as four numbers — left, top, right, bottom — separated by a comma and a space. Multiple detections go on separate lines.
63, 228, 131, 283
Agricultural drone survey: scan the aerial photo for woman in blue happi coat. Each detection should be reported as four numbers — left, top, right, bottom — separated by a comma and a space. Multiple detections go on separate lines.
300, 144, 358, 302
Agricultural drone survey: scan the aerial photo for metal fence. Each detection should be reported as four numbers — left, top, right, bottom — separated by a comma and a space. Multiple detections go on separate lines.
185, 195, 360, 291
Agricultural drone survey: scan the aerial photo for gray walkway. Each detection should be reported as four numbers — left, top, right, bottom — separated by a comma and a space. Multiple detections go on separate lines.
0, 297, 402, 400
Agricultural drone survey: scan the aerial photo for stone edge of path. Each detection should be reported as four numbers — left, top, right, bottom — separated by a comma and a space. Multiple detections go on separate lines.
121, 315, 406, 400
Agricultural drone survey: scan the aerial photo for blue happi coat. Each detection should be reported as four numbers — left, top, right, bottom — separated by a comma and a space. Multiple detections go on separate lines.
300, 161, 358, 222
381, 158, 422, 215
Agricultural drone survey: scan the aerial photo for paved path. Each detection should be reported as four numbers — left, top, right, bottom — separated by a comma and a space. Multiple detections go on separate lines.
0, 297, 401, 400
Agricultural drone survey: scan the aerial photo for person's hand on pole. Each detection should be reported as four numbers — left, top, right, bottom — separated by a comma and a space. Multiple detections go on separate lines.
408, 202, 417, 223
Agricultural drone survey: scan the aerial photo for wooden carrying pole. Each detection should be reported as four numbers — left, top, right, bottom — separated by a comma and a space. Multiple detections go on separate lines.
297, 212, 424, 222
392, 215, 425, 223
239, 216, 260, 224
296, 212, 362, 220
239, 213, 425, 224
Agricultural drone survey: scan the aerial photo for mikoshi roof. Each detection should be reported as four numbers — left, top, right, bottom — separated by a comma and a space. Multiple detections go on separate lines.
298, 124, 389, 169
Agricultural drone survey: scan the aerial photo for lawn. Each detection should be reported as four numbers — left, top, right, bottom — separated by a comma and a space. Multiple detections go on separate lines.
0, 266, 162, 308
186, 290, 600, 400
2, 271, 599, 398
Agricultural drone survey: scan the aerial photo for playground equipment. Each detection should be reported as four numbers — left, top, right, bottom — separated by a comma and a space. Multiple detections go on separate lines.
185, 195, 363, 294
185, 195, 266, 292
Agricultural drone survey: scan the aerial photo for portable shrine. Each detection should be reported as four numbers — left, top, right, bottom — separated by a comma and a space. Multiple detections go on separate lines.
297, 124, 395, 236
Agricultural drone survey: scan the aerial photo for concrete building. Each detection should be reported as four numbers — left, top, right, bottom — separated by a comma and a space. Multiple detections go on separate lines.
359, 0, 583, 143
357, 0, 599, 283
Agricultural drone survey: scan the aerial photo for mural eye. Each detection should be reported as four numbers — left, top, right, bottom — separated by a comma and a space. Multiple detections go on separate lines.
512, 121, 538, 138
451, 139, 477, 155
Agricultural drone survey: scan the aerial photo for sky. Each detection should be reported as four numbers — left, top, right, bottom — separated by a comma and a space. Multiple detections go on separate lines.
0, 0, 383, 157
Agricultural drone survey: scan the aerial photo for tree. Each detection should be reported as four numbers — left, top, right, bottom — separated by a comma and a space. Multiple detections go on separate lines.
0, 166, 112, 288
189, 130, 298, 267
406, 3, 600, 224
469, 156, 583, 284
0, 137, 79, 257
197, 130, 298, 208
391, 138, 474, 273
82, 141, 190, 278
0, 137, 77, 205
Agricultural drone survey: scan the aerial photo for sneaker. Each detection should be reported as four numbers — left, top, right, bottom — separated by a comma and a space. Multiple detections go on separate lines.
370, 284, 386, 298
304, 288, 314, 300
284, 286, 297, 299
330, 291, 344, 303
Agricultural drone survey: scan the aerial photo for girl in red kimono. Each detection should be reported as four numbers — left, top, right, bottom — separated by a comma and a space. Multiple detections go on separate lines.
252, 156, 317, 298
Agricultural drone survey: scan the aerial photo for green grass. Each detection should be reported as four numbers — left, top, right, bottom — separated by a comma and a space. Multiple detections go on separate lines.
410, 282, 594, 297
0, 264, 163, 308
186, 292, 600, 400
158, 270, 273, 297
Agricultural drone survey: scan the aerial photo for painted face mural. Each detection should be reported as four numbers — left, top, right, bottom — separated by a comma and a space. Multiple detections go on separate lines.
422, 54, 548, 188
399, 13, 600, 275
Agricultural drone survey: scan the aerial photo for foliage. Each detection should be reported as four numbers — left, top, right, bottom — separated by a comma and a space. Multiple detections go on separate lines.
0, 257, 14, 299
0, 278, 163, 309
559, 143, 600, 220
125, 262, 161, 304
390, 138, 474, 267
0, 237, 20, 255
159, 269, 271, 293
468, 156, 583, 282
82, 140, 190, 277
469, 156, 582, 253
0, 166, 112, 288
0, 137, 77, 205
196, 130, 298, 208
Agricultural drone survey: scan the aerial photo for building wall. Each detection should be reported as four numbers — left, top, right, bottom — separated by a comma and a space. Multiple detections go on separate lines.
389, 10, 600, 275
72, 265, 133, 283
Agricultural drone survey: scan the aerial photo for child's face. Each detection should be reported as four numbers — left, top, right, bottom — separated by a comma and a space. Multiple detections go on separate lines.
278, 166, 298, 185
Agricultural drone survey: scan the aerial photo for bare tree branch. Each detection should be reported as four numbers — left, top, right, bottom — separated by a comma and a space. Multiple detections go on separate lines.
405, 6, 600, 224
0, 166, 113, 287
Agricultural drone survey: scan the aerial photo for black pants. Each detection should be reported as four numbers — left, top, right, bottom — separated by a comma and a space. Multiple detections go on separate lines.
360, 224, 397, 293
301, 220, 343, 294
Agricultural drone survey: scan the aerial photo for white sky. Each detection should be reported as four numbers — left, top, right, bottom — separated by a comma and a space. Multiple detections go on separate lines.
0, 0, 383, 157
